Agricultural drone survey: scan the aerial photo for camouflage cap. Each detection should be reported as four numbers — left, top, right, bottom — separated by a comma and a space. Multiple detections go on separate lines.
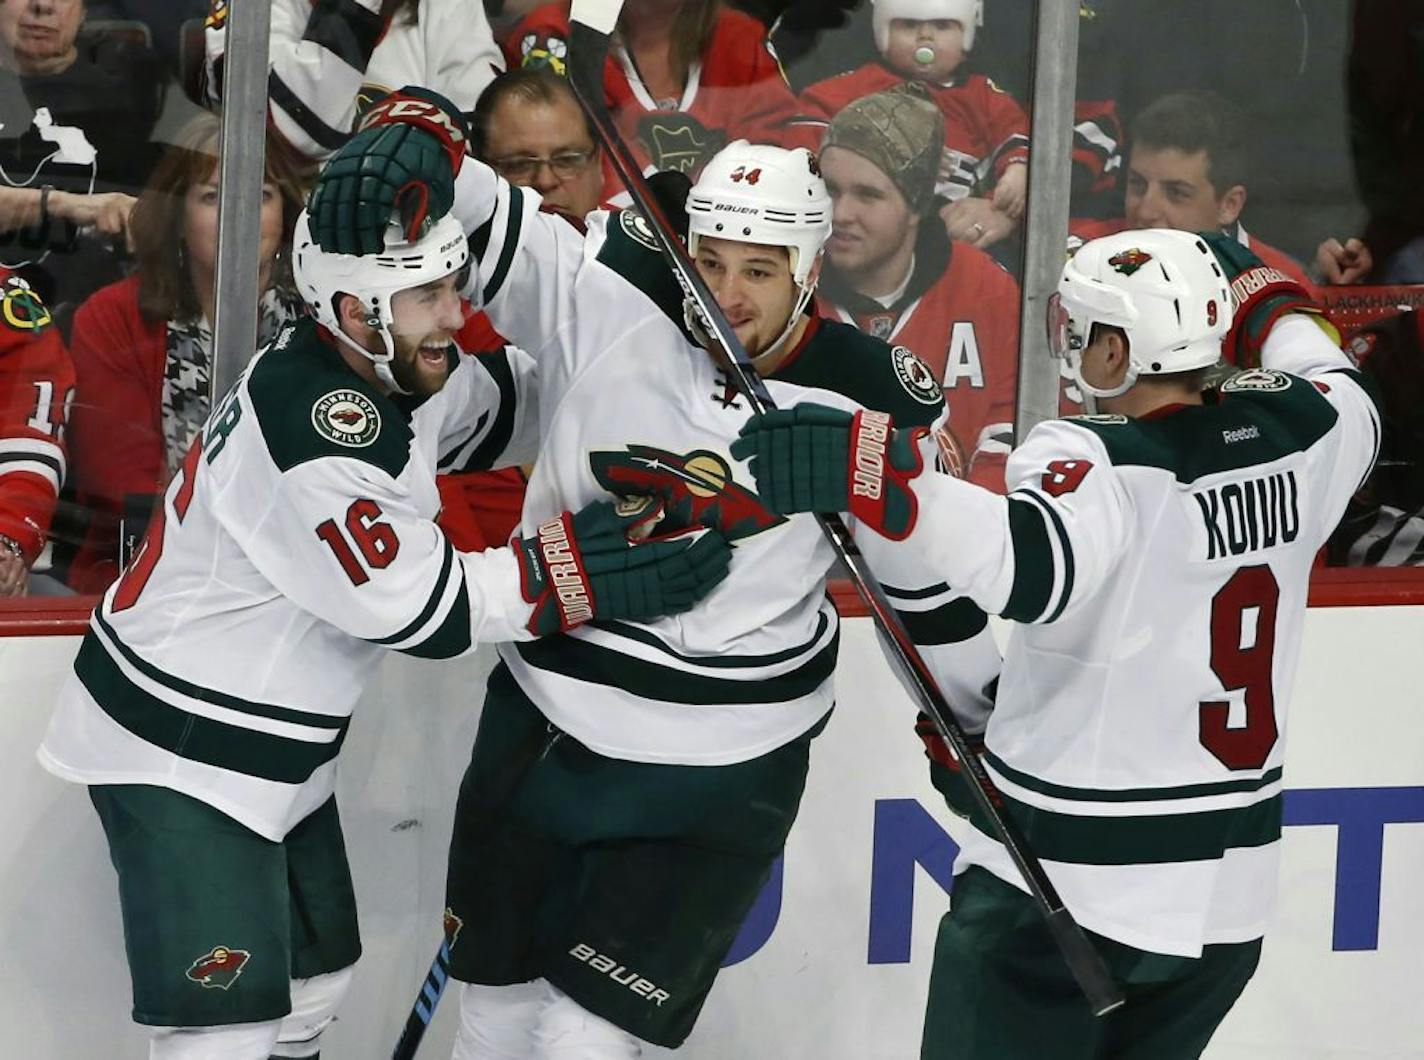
821, 82, 945, 216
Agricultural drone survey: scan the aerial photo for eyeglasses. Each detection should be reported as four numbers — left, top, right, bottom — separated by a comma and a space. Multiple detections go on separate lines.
489, 148, 598, 183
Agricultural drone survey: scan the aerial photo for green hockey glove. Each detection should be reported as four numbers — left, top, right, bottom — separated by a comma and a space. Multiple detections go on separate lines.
308, 87, 469, 256
730, 404, 927, 539
516, 497, 733, 636
1199, 231, 1326, 368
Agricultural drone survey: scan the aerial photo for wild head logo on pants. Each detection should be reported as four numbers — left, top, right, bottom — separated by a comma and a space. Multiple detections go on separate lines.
185, 946, 251, 990
591, 445, 783, 542
637, 113, 726, 175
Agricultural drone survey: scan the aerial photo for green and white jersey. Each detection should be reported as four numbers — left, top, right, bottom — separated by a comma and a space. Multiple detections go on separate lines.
450, 160, 982, 765
867, 316, 1381, 956
38, 319, 540, 841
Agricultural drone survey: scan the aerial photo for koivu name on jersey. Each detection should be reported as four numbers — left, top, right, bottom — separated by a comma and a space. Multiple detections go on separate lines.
1193, 469, 1301, 561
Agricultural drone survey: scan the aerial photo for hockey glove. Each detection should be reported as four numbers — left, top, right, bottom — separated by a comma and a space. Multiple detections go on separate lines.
915, 713, 997, 820
730, 404, 927, 539
307, 87, 469, 256
516, 497, 733, 636
1199, 231, 1328, 368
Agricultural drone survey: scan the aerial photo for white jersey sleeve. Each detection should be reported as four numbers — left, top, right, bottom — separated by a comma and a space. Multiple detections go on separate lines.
228, 454, 532, 655
435, 345, 541, 475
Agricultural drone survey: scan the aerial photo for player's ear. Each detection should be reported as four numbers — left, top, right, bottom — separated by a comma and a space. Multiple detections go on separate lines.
336, 292, 370, 333
1216, 183, 1246, 228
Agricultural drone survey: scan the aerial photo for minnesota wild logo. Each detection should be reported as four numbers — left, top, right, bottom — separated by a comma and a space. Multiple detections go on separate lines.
1, 276, 51, 332
1108, 248, 1153, 276
590, 445, 783, 542
638, 114, 725, 174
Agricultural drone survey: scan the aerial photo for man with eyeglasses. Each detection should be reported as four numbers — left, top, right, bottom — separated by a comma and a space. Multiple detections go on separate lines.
471, 67, 605, 221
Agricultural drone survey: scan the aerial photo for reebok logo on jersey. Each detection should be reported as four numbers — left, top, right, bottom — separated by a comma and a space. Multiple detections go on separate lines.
568, 943, 671, 1006
537, 516, 593, 626
1222, 425, 1261, 444
851, 411, 891, 501
1194, 469, 1300, 561
185, 946, 250, 990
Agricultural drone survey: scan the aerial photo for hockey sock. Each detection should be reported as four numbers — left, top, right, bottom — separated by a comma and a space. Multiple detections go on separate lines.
149, 1021, 281, 1060
451, 980, 548, 1060
533, 985, 643, 1060
269, 967, 354, 1058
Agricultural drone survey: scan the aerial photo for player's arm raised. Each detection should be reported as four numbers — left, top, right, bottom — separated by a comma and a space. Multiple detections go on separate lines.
733, 406, 1132, 625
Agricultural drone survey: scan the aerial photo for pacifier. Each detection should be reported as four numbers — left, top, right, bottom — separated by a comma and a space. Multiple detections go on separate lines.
914, 45, 936, 65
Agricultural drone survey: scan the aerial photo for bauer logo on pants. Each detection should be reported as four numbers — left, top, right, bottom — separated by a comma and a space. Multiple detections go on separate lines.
312, 389, 381, 447
185, 946, 251, 990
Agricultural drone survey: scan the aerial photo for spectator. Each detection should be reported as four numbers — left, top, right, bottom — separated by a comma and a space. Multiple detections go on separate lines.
504, 0, 799, 203
471, 66, 604, 220
203, 0, 503, 162
0, 0, 165, 325
1076, 91, 1315, 291
0, 264, 73, 596
815, 85, 1022, 488
794, 0, 1029, 252
63, 113, 309, 592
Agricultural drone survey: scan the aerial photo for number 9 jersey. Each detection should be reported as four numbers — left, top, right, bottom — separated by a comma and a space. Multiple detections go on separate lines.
37, 318, 541, 842
861, 315, 1381, 957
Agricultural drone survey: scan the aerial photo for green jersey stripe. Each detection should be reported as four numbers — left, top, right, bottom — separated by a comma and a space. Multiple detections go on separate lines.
482, 185, 525, 305
896, 596, 988, 645
76, 633, 347, 784
588, 609, 833, 669
1021, 491, 1075, 623
370, 536, 456, 647
986, 752, 1285, 802
514, 626, 839, 705
441, 350, 519, 473
1002, 497, 1055, 622
398, 575, 473, 659
882, 581, 953, 602
966, 786, 1282, 866
93, 611, 345, 730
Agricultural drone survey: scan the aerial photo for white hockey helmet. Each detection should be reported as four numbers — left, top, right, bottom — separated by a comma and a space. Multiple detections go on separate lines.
292, 209, 470, 394
1047, 228, 1232, 399
872, 0, 983, 55
686, 140, 832, 355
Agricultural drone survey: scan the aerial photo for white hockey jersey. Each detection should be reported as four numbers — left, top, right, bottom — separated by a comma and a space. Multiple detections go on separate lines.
205, 0, 503, 160
449, 159, 998, 765
863, 315, 1381, 956
38, 322, 540, 840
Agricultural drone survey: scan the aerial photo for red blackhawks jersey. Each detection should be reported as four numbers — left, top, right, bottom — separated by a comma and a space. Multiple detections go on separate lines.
818, 239, 1022, 489
792, 64, 1029, 203
504, 3, 798, 204
0, 269, 75, 562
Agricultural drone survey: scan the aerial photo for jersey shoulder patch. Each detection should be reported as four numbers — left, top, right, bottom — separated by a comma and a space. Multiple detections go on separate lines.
781, 320, 944, 427
247, 319, 412, 478
594, 209, 694, 340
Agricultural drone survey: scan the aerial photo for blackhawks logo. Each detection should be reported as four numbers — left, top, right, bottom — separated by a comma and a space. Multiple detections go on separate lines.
1, 275, 51, 332
519, 33, 567, 75
205, 0, 229, 30
186, 946, 250, 990
590, 445, 784, 542
1108, 248, 1153, 276
637, 113, 725, 175
312, 389, 381, 448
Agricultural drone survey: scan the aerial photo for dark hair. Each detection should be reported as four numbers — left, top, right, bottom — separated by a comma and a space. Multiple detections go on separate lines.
129, 112, 312, 322
1130, 90, 1249, 195
470, 67, 597, 159
1086, 323, 1209, 391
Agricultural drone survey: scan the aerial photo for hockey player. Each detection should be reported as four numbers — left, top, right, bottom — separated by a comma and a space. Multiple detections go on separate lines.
791, 0, 1029, 247
305, 89, 999, 1056
0, 266, 74, 596
35, 197, 733, 1058
731, 228, 1381, 1058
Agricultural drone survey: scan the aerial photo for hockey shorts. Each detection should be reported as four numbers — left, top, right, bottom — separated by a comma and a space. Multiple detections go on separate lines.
89, 784, 362, 1027
920, 867, 1262, 1060
444, 661, 828, 1049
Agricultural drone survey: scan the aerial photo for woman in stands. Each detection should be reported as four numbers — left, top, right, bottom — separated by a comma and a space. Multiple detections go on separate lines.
63, 112, 309, 593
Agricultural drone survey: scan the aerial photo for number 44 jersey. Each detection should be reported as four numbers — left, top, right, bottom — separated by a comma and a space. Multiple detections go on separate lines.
38, 320, 541, 841
862, 316, 1381, 957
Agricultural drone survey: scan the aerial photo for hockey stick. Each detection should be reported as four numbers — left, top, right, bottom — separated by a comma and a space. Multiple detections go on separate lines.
389, 932, 453, 1060
566, 0, 1123, 1018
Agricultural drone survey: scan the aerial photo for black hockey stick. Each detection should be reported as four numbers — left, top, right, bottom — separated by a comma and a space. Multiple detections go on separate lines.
389, 931, 453, 1060
566, 0, 1123, 1018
